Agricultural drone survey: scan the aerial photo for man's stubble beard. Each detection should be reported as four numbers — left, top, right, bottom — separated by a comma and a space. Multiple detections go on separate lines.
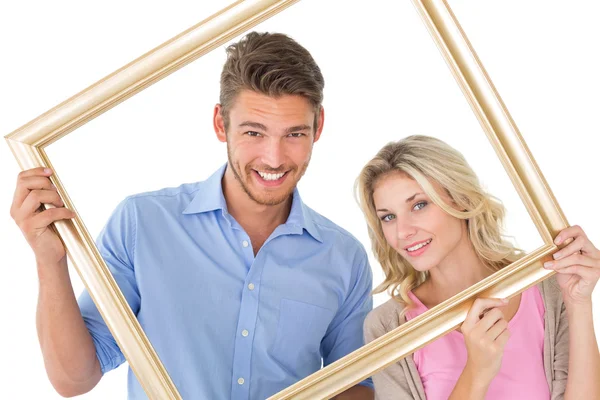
226, 141, 311, 207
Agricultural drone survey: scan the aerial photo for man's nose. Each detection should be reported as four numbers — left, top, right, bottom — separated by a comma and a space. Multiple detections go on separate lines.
261, 138, 284, 169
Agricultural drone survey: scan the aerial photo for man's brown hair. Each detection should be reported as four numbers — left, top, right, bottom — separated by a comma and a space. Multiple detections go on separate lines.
219, 32, 324, 132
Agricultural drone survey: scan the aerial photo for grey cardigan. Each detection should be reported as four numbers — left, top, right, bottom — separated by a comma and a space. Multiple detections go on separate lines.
364, 277, 569, 399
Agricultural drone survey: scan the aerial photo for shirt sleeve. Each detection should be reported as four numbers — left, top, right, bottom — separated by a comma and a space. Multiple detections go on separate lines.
77, 198, 141, 374
321, 247, 374, 390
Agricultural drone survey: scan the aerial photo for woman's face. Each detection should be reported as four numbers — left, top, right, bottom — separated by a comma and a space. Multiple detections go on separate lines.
372, 171, 467, 272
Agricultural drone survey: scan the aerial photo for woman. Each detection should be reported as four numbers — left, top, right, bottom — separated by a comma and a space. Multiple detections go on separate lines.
356, 135, 600, 399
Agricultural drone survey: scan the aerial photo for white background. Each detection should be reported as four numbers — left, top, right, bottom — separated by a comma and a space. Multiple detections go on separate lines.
0, 1, 598, 398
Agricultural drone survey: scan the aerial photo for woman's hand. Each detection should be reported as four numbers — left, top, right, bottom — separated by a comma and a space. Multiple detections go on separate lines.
544, 225, 600, 307
460, 298, 511, 386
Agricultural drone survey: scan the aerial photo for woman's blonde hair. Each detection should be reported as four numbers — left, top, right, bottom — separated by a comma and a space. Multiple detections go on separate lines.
355, 135, 523, 312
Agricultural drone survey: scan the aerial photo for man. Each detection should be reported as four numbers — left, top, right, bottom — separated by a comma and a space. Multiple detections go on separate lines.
10, 32, 373, 399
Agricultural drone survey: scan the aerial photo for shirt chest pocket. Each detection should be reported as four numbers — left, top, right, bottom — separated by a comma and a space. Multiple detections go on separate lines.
270, 298, 336, 374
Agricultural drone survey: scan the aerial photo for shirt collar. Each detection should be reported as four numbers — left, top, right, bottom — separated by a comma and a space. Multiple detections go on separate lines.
286, 188, 323, 243
182, 163, 229, 215
182, 163, 322, 243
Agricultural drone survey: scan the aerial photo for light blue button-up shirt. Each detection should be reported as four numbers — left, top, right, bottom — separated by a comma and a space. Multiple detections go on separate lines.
78, 164, 373, 399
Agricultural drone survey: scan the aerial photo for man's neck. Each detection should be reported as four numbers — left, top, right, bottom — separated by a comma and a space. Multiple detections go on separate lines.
222, 166, 293, 252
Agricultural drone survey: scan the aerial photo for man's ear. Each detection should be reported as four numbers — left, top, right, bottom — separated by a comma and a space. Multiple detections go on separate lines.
313, 106, 325, 143
214, 104, 227, 143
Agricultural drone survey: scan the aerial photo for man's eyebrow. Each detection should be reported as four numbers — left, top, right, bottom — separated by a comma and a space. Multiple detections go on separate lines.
285, 124, 312, 133
237, 122, 311, 133
239, 121, 267, 130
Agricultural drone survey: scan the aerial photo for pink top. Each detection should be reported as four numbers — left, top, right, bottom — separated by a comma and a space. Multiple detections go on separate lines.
405, 286, 550, 399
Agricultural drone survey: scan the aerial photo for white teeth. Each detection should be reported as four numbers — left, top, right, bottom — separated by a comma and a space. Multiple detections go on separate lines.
258, 171, 285, 181
407, 239, 432, 252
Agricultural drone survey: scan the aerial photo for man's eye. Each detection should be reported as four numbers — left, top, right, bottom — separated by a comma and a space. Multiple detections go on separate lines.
246, 131, 261, 137
288, 132, 305, 138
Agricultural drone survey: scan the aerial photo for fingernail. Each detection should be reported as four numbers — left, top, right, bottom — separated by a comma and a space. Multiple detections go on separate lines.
544, 261, 554, 269
553, 252, 561, 260
44, 168, 52, 174
502, 298, 509, 303
554, 236, 562, 245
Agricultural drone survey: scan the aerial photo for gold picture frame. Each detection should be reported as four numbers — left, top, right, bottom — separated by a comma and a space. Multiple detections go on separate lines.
4, 0, 569, 399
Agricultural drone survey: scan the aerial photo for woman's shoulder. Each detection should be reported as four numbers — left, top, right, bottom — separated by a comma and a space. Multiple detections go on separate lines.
364, 297, 407, 342
537, 276, 563, 305
364, 277, 564, 342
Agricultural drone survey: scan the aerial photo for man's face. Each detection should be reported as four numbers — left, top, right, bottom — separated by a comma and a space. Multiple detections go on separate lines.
214, 90, 323, 206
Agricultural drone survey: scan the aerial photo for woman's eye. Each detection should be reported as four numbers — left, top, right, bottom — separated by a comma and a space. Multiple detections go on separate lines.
381, 214, 395, 222
413, 201, 428, 211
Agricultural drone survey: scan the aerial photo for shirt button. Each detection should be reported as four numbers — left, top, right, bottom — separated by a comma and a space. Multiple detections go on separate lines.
238, 377, 245, 385
248, 283, 255, 291
242, 329, 249, 337
242, 240, 249, 248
